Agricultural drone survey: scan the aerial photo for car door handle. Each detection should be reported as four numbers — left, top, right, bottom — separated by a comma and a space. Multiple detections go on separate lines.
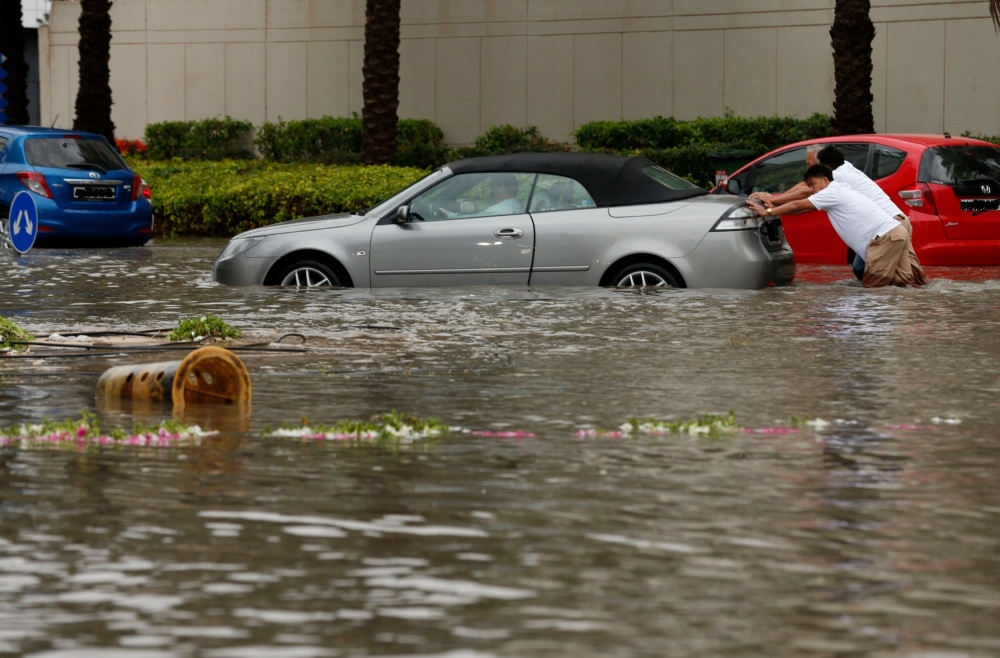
494, 228, 524, 240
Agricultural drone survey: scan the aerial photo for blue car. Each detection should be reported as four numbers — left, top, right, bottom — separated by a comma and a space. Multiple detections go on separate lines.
0, 127, 153, 246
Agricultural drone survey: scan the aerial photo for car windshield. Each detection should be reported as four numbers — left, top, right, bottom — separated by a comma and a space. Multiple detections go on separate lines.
919, 146, 1000, 186
642, 165, 701, 190
25, 137, 127, 172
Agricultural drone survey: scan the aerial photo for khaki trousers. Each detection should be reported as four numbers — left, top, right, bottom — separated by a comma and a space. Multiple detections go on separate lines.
862, 216, 928, 288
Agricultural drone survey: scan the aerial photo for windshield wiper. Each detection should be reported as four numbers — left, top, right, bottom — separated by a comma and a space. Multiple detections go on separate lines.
65, 163, 108, 174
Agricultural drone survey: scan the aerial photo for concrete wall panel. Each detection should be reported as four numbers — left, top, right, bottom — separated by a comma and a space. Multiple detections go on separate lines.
307, 41, 350, 119
776, 25, 834, 119
673, 29, 723, 120
266, 42, 308, 121
347, 40, 364, 116
147, 43, 186, 125
944, 19, 1000, 137
724, 28, 777, 118
481, 36, 527, 131
399, 38, 437, 120
574, 33, 623, 128
147, 0, 265, 31
110, 44, 147, 138
623, 31, 672, 120
226, 42, 267, 125
48, 45, 77, 130
871, 22, 888, 134
436, 38, 482, 144
527, 35, 574, 142
268, 0, 365, 29
185, 43, 226, 120
885, 20, 945, 133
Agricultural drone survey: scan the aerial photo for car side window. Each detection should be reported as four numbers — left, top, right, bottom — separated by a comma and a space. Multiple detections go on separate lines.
409, 173, 536, 222
749, 147, 807, 194
837, 143, 871, 171
0, 136, 8, 160
871, 145, 907, 180
529, 174, 595, 213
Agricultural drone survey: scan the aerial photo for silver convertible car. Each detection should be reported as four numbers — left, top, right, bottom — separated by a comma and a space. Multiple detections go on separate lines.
212, 153, 793, 289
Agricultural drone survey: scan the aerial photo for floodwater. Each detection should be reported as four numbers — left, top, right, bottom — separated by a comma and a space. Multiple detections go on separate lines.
2, 239, 1000, 658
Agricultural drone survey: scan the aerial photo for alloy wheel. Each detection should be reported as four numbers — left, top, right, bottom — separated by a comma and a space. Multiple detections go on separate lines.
281, 267, 334, 288
615, 270, 672, 288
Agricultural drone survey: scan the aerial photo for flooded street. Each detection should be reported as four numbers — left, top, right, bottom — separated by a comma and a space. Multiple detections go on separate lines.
2, 239, 1000, 657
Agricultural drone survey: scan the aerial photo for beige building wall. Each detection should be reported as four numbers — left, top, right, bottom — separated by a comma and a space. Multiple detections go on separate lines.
39, 0, 1000, 143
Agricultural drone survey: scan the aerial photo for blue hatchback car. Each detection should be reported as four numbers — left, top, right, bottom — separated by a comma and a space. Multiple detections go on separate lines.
0, 127, 153, 246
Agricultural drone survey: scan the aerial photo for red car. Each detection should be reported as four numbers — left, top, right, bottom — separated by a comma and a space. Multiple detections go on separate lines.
713, 134, 1000, 265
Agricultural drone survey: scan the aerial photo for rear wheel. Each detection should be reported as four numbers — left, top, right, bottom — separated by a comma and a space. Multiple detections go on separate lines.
610, 262, 679, 288
276, 260, 341, 288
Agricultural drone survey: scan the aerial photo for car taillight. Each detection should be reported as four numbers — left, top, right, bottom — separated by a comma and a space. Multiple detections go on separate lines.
131, 174, 150, 201
17, 172, 53, 198
899, 183, 937, 214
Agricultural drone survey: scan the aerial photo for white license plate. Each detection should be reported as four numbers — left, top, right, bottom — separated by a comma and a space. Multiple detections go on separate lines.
960, 198, 1000, 213
73, 186, 116, 201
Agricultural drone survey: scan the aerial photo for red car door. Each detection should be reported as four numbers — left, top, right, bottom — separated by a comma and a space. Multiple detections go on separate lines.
745, 146, 841, 263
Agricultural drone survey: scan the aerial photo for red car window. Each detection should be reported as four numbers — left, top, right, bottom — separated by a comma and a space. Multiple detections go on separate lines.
871, 145, 907, 180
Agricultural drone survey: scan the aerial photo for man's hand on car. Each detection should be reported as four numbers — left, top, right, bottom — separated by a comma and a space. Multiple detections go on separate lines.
750, 191, 776, 206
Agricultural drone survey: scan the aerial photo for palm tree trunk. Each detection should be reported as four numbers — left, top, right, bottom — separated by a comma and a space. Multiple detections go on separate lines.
991, 0, 1000, 31
0, 0, 31, 125
73, 0, 116, 144
830, 0, 875, 135
361, 0, 401, 165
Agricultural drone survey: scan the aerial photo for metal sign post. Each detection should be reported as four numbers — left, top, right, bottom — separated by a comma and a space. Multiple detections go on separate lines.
8, 192, 39, 254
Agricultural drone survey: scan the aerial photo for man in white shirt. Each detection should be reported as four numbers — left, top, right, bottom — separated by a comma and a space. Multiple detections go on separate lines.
752, 145, 912, 279
749, 164, 927, 287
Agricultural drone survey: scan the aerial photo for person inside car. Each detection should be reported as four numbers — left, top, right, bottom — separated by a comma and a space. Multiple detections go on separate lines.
441, 174, 523, 218
748, 164, 927, 288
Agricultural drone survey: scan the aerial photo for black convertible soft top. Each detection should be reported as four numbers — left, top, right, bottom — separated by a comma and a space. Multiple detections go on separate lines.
447, 152, 708, 207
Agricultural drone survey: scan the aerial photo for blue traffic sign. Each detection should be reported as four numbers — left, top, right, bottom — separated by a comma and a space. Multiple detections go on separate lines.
9, 192, 39, 254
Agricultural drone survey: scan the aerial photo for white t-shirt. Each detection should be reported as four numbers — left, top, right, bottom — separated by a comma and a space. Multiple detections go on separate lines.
808, 181, 901, 259
833, 161, 902, 219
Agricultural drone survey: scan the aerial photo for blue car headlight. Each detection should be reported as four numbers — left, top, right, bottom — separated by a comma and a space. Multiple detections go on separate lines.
711, 204, 766, 231
217, 236, 265, 260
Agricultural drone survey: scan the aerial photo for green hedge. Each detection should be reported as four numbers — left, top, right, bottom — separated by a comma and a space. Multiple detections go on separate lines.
133, 160, 426, 237
145, 117, 254, 160
961, 131, 1000, 146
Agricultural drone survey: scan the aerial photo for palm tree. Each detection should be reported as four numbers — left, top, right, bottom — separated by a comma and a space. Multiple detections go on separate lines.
361, 0, 401, 165
73, 0, 116, 144
992, 0, 1000, 30
0, 0, 31, 125
830, 0, 875, 135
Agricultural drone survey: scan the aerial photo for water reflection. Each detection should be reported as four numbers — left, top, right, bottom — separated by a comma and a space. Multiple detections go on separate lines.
1, 240, 999, 656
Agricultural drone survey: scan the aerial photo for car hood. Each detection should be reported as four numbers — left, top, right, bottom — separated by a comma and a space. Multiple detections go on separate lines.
235, 213, 367, 239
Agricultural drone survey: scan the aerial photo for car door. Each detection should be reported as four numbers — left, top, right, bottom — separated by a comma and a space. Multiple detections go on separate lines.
369, 172, 536, 287
792, 143, 871, 262
526, 174, 603, 285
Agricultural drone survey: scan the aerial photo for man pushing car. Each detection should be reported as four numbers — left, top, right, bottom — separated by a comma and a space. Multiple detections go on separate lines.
748, 164, 928, 288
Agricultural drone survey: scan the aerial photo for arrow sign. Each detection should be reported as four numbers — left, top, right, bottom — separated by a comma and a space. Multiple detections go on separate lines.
8, 192, 39, 254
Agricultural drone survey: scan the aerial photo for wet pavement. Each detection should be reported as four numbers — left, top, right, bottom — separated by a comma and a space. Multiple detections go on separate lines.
1, 239, 1000, 657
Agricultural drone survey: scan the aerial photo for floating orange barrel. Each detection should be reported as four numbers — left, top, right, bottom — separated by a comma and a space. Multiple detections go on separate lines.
95, 346, 252, 412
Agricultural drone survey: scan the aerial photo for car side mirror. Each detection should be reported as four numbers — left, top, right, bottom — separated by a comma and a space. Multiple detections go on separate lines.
395, 205, 410, 223
726, 178, 742, 195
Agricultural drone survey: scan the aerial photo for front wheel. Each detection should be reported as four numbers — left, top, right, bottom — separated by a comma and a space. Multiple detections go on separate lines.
276, 260, 341, 288
609, 262, 679, 288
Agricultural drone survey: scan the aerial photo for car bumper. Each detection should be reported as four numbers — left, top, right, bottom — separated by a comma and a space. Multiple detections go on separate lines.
678, 228, 795, 289
33, 199, 154, 240
212, 253, 277, 286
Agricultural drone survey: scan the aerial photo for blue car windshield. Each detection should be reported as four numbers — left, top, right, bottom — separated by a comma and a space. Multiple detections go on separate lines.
25, 137, 127, 172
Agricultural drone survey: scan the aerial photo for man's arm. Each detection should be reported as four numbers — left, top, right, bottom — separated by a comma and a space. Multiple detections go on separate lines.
750, 182, 813, 205
748, 198, 817, 217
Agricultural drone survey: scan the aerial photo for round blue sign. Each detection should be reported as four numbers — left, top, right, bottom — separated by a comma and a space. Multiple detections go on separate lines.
8, 191, 39, 254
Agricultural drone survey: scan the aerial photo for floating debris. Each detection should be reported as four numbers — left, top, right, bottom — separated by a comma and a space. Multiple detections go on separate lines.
168, 315, 242, 342
0, 316, 34, 352
266, 411, 449, 443
0, 412, 214, 451
465, 430, 535, 438
578, 413, 741, 438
